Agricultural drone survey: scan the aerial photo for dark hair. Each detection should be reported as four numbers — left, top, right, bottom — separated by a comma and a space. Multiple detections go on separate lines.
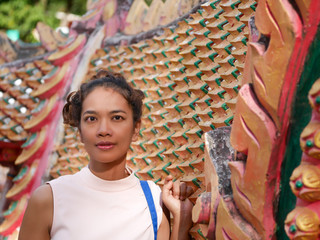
63, 70, 145, 127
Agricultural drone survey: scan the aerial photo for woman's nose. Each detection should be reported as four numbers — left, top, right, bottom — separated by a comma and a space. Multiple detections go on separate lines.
97, 120, 112, 137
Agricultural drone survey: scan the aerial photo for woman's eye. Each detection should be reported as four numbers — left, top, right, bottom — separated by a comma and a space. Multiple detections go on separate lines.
113, 115, 124, 121
85, 116, 96, 122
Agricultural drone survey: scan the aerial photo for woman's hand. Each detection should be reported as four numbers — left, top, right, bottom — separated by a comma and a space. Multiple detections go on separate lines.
162, 175, 194, 216
162, 175, 194, 240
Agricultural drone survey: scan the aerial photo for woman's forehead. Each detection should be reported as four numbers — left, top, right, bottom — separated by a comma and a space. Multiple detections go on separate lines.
82, 87, 131, 112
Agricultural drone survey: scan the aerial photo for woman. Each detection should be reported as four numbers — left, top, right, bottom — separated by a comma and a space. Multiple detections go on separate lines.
18, 70, 193, 240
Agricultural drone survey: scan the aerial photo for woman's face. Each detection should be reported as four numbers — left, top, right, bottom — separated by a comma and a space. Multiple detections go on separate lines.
79, 87, 140, 166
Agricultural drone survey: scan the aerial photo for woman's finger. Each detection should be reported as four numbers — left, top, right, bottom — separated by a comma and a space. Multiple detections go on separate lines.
162, 175, 173, 199
164, 175, 173, 185
172, 179, 180, 200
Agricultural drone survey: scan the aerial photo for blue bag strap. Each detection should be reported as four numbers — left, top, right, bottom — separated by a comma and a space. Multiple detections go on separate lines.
140, 180, 157, 240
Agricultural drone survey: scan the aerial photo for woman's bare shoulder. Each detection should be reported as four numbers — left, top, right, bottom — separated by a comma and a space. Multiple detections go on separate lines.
18, 184, 53, 240
29, 184, 53, 209
32, 184, 52, 199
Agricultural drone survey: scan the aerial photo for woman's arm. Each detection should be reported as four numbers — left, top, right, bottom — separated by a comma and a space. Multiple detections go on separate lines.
161, 175, 194, 240
18, 184, 53, 240
157, 204, 171, 240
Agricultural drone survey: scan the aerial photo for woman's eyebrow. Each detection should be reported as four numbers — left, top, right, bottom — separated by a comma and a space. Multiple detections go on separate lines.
82, 110, 127, 116
82, 110, 97, 116
110, 110, 127, 114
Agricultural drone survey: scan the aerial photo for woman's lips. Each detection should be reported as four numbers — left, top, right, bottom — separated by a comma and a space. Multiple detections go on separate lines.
96, 142, 115, 150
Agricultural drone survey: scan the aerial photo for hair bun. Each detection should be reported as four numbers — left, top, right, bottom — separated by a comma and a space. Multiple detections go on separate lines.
63, 91, 80, 127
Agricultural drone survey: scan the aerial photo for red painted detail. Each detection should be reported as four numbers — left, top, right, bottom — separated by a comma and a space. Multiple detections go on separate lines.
119, 11, 129, 30
222, 228, 233, 240
196, 192, 211, 224
21, 135, 48, 166
86, 8, 104, 30
9, 167, 40, 201
0, 210, 25, 236
47, 34, 86, 66
271, 0, 320, 236
10, 111, 62, 200
27, 100, 63, 133
0, 148, 21, 163
105, 14, 121, 37
278, 0, 320, 120
0, 141, 23, 149
37, 58, 79, 99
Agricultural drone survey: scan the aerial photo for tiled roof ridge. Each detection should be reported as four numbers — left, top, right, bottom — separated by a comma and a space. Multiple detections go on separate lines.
0, 52, 52, 70
103, 0, 208, 47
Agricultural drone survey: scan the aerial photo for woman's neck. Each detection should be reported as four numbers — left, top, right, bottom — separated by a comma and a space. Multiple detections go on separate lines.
88, 160, 128, 181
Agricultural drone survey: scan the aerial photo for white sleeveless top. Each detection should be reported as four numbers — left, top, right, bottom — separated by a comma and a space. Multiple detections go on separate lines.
48, 166, 162, 240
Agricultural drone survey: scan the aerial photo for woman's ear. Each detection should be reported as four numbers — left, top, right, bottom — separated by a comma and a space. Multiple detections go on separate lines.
132, 120, 141, 142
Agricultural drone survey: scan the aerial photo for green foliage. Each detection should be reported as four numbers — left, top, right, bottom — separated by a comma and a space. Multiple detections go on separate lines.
47, 0, 87, 16
0, 0, 60, 42
68, 0, 87, 15
0, 0, 88, 43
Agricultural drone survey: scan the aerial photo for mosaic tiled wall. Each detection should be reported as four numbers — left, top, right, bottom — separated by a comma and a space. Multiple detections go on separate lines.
51, 0, 257, 238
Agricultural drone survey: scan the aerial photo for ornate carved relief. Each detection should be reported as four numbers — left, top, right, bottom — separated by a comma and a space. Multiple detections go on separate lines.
285, 79, 320, 240
193, 0, 320, 239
